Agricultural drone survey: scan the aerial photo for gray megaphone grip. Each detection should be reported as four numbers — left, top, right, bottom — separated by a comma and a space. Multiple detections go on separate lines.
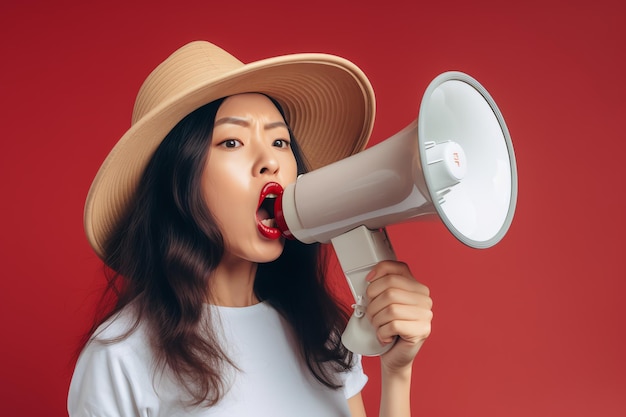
332, 225, 397, 356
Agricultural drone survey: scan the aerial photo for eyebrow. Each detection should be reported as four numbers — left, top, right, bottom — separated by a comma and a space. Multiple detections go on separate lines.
214, 117, 288, 130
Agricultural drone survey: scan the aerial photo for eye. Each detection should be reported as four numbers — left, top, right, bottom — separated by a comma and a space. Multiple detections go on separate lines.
273, 139, 290, 149
219, 139, 242, 148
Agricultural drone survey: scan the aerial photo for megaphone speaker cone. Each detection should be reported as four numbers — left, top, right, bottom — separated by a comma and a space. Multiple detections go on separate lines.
419, 72, 518, 248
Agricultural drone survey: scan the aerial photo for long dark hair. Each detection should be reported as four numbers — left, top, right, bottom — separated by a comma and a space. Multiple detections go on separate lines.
82, 95, 353, 406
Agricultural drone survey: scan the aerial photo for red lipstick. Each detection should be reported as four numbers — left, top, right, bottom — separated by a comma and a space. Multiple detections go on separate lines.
257, 182, 284, 239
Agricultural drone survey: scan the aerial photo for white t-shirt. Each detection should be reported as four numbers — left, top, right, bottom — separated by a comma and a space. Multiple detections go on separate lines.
68, 302, 368, 417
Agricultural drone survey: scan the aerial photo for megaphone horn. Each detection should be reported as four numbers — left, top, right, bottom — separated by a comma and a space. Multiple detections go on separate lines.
276, 71, 518, 356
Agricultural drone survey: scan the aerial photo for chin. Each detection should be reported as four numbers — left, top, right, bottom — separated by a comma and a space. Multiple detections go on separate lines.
233, 237, 286, 265
256, 241, 286, 264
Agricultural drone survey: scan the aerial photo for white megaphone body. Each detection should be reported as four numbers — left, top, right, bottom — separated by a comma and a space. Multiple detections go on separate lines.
275, 72, 518, 356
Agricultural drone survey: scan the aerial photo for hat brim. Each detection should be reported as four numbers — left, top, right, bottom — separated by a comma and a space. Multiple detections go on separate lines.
85, 50, 375, 258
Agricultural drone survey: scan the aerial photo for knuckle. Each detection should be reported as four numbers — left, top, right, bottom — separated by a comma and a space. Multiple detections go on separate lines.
388, 320, 402, 335
385, 303, 401, 318
419, 294, 433, 310
420, 322, 432, 339
382, 287, 400, 303
416, 281, 430, 294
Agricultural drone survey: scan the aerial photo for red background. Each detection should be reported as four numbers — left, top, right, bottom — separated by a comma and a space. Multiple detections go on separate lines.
1, 0, 624, 416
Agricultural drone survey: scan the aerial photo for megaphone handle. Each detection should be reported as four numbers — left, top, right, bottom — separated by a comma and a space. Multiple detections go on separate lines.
331, 225, 398, 356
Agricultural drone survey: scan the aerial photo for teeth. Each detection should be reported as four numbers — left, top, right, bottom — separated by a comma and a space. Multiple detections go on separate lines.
266, 193, 277, 198
260, 218, 276, 228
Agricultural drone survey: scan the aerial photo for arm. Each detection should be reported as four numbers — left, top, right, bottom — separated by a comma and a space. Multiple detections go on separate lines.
346, 370, 414, 417
348, 392, 368, 417
367, 260, 433, 417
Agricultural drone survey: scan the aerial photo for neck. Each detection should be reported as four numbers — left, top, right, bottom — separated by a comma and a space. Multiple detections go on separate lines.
209, 255, 259, 307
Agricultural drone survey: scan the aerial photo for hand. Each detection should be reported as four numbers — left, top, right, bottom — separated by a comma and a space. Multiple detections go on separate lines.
365, 260, 433, 373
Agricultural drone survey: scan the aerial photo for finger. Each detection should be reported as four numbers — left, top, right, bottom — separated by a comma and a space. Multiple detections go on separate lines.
366, 287, 433, 320
376, 317, 433, 345
367, 273, 430, 301
369, 302, 433, 331
365, 260, 411, 283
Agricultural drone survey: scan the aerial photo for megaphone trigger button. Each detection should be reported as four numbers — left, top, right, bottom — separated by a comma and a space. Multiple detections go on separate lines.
352, 295, 367, 318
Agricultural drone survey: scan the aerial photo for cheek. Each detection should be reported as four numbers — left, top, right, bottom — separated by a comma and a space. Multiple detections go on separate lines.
285, 155, 298, 181
202, 167, 253, 230
203, 184, 247, 226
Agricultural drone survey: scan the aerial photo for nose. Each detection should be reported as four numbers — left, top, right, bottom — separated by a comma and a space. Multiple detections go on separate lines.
253, 146, 280, 177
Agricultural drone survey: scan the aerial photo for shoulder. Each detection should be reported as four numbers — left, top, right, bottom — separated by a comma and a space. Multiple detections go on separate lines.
68, 304, 158, 416
77, 302, 154, 372
91, 302, 142, 341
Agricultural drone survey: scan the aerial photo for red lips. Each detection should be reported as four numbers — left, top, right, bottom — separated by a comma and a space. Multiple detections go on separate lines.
257, 182, 284, 240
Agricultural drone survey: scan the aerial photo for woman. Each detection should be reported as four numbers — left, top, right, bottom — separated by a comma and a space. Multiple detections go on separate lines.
69, 41, 433, 417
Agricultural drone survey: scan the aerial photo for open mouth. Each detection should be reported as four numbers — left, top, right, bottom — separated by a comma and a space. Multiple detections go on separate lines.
257, 182, 284, 239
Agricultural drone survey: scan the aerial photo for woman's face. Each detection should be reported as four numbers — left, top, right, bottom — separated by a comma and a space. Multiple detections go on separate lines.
202, 93, 298, 265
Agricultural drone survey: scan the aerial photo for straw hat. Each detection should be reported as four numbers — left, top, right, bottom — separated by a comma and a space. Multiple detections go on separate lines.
84, 40, 376, 257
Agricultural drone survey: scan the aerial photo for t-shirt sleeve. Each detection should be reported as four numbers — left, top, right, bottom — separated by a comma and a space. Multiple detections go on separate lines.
341, 354, 369, 399
67, 341, 147, 417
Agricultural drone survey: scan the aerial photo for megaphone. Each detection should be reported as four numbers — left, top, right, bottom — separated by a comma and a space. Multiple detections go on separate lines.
275, 71, 518, 356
